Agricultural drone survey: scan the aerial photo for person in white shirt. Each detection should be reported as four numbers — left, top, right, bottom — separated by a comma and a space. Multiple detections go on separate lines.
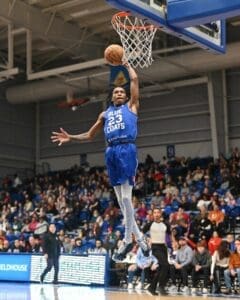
88, 239, 107, 254
143, 207, 170, 295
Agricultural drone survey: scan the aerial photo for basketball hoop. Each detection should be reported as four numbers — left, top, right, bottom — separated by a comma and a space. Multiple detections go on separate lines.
112, 12, 157, 68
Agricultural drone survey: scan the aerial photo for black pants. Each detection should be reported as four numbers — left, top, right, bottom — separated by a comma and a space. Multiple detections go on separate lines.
170, 264, 192, 286
41, 256, 59, 282
213, 266, 227, 292
191, 267, 210, 288
150, 244, 169, 290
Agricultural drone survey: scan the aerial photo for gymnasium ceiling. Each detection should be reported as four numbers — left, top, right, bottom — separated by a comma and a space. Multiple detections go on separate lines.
1, 0, 240, 104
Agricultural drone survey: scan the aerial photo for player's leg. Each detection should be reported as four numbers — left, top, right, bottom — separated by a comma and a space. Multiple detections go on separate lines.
40, 257, 53, 283
121, 181, 150, 255
113, 184, 134, 261
113, 185, 125, 217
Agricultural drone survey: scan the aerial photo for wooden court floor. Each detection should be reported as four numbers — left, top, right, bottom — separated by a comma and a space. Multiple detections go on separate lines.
1, 283, 240, 300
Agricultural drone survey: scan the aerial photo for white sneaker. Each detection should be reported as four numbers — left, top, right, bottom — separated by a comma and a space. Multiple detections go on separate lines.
202, 288, 208, 294
128, 283, 133, 289
191, 288, 197, 294
135, 282, 143, 290
181, 286, 189, 294
168, 285, 178, 293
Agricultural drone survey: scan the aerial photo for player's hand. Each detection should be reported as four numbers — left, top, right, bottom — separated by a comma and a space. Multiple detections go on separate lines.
44, 254, 48, 260
51, 128, 71, 146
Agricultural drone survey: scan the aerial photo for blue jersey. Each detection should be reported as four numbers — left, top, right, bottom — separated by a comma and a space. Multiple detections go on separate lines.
103, 103, 137, 143
104, 103, 138, 186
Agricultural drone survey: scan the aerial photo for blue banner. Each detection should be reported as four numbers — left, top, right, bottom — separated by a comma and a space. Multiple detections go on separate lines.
0, 254, 31, 281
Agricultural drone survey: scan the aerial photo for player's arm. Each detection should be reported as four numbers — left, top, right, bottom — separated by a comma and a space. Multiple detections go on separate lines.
125, 63, 139, 113
51, 112, 104, 146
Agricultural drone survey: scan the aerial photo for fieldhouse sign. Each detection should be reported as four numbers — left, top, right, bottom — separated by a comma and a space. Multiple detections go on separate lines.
0, 254, 30, 281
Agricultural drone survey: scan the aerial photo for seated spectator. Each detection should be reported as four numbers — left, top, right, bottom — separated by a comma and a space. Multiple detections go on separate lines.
169, 206, 190, 227
188, 194, 198, 211
90, 209, 100, 224
71, 238, 87, 255
151, 190, 163, 208
180, 182, 190, 196
12, 216, 22, 234
208, 203, 225, 236
226, 233, 236, 252
62, 235, 73, 253
192, 166, 204, 182
88, 239, 107, 254
28, 215, 39, 233
210, 240, 231, 294
26, 236, 42, 253
11, 239, 25, 253
136, 202, 148, 221
191, 241, 211, 294
224, 241, 240, 294
127, 243, 158, 290
1, 240, 10, 252
169, 236, 193, 294
24, 197, 33, 212
208, 231, 222, 255
194, 211, 213, 241
169, 207, 189, 237
21, 218, 31, 234
104, 201, 119, 219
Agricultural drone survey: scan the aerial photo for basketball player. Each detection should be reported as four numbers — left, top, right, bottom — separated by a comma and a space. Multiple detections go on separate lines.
51, 62, 149, 261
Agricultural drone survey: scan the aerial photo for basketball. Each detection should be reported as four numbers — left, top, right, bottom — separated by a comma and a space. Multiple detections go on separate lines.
104, 44, 124, 66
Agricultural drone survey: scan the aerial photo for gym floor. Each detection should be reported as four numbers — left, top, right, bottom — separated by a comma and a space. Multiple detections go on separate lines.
2, 282, 240, 300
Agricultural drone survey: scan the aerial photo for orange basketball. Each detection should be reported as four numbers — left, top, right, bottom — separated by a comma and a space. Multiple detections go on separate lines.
104, 44, 124, 66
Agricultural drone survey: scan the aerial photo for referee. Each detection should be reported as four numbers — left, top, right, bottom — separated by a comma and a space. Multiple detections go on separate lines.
40, 223, 61, 284
143, 207, 170, 295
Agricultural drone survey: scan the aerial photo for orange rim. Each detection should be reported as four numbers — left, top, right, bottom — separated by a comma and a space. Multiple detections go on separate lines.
112, 11, 157, 31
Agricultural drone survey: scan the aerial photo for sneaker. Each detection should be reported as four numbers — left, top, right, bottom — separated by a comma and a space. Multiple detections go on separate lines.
202, 288, 208, 294
137, 237, 150, 256
144, 283, 150, 290
135, 282, 143, 290
168, 285, 178, 293
146, 287, 158, 296
191, 288, 197, 294
128, 283, 133, 289
112, 242, 133, 262
181, 286, 189, 294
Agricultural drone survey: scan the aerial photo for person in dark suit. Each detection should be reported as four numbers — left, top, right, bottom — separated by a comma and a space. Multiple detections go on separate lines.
40, 223, 61, 284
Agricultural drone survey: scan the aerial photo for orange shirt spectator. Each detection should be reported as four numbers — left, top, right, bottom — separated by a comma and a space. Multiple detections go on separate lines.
229, 251, 240, 270
208, 203, 225, 225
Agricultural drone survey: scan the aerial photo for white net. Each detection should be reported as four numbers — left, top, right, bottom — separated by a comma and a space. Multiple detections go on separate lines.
112, 12, 157, 69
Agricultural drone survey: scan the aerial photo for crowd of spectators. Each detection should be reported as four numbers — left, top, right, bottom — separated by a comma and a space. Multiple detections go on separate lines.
0, 147, 240, 292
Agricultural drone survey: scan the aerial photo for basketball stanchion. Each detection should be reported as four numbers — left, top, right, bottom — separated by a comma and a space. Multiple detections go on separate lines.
111, 12, 157, 68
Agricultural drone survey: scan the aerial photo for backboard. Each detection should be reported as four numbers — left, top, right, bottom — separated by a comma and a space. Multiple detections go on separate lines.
106, 0, 226, 54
